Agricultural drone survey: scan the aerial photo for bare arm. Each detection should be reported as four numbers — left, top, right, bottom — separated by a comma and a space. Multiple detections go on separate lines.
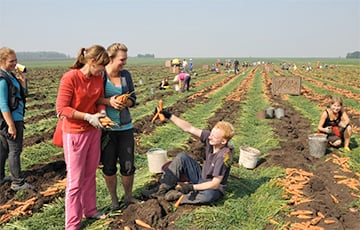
169, 114, 202, 138
340, 111, 350, 127
193, 176, 223, 191
317, 111, 329, 132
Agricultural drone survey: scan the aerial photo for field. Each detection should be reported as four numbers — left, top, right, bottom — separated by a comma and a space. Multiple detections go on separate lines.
0, 58, 360, 230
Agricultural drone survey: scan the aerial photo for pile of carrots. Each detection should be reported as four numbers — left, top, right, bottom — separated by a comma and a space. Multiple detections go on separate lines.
0, 178, 66, 224
278, 168, 314, 206
276, 168, 340, 229
0, 197, 37, 223
326, 154, 360, 197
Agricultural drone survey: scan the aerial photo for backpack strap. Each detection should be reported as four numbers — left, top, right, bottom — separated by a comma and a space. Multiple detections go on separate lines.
0, 70, 26, 114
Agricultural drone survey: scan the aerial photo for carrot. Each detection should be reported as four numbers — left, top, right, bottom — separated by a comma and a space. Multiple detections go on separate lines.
42, 191, 59, 197
290, 210, 313, 216
0, 204, 11, 209
317, 211, 325, 218
333, 175, 347, 179
99, 116, 117, 127
174, 194, 184, 208
0, 214, 11, 223
295, 198, 313, 205
329, 194, 339, 204
40, 187, 59, 195
350, 192, 360, 198
297, 214, 312, 219
310, 216, 322, 225
115, 92, 134, 104
268, 217, 279, 225
135, 219, 152, 229
151, 112, 159, 123
152, 100, 166, 123
14, 201, 27, 205
324, 219, 336, 224
20, 202, 32, 212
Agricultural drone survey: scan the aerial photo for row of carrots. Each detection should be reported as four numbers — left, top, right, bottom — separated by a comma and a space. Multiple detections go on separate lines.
274, 167, 341, 229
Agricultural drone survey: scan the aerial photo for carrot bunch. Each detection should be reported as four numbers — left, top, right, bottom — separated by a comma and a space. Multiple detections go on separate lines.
151, 100, 166, 123
277, 168, 313, 205
39, 178, 67, 197
99, 116, 118, 129
115, 91, 134, 104
0, 197, 37, 223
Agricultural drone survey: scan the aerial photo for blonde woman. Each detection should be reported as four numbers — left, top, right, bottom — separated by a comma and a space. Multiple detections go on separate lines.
97, 43, 138, 211
0, 47, 31, 190
318, 96, 352, 152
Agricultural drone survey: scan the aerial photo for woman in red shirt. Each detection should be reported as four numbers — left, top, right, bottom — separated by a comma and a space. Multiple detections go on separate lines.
56, 45, 110, 230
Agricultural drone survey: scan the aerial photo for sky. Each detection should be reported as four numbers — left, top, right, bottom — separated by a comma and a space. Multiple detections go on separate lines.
0, 0, 359, 58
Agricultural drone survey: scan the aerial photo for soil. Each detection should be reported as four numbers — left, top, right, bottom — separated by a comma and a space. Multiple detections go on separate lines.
1, 66, 359, 230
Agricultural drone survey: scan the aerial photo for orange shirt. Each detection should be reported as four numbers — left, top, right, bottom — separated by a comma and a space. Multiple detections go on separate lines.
56, 69, 105, 133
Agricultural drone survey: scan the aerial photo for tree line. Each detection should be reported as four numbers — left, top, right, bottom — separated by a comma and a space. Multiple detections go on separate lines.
17, 51, 71, 60
346, 51, 360, 59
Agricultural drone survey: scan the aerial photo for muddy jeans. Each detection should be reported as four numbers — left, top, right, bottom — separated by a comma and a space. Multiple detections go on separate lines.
0, 121, 24, 185
167, 152, 223, 204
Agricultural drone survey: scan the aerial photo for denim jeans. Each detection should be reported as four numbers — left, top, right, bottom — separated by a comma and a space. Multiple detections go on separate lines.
0, 121, 24, 185
167, 152, 223, 204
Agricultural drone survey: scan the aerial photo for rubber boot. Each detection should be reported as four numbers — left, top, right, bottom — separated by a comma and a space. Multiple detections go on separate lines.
141, 184, 160, 198
164, 190, 182, 201
151, 169, 178, 198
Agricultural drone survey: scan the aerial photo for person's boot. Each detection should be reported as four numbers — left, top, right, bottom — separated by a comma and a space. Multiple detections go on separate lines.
164, 189, 182, 201
150, 183, 172, 198
141, 184, 160, 198
150, 168, 178, 199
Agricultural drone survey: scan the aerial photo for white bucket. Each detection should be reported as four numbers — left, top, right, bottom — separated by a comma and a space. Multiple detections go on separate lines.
239, 146, 261, 169
308, 133, 327, 158
275, 108, 285, 119
174, 84, 179, 91
146, 148, 168, 173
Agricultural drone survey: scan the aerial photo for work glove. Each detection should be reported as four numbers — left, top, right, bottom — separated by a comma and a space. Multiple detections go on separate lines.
84, 113, 105, 129
176, 182, 194, 194
160, 110, 172, 119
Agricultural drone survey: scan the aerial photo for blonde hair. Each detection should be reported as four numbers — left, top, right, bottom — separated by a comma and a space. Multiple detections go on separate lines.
214, 121, 235, 141
0, 47, 16, 65
71, 45, 110, 69
107, 43, 128, 59
329, 96, 343, 106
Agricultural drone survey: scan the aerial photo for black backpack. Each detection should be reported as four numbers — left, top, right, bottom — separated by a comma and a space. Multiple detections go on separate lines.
0, 70, 26, 133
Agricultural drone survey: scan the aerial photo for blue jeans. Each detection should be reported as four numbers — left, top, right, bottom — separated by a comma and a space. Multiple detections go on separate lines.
0, 121, 24, 185
167, 152, 223, 204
